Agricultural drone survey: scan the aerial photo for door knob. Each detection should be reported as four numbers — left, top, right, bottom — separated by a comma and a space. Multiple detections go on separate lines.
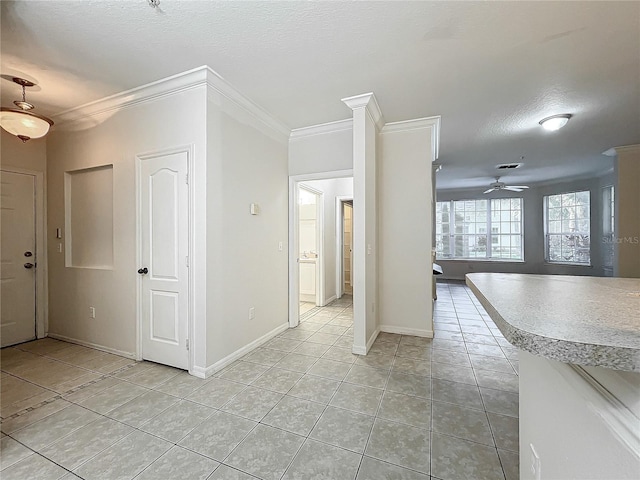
24, 263, 35, 269
138, 267, 149, 275
24, 251, 33, 257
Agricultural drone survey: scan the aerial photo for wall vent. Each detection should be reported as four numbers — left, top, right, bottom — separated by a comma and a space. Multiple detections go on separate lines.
496, 163, 523, 170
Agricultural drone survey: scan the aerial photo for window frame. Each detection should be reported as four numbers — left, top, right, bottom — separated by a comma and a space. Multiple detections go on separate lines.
435, 197, 525, 262
543, 190, 591, 266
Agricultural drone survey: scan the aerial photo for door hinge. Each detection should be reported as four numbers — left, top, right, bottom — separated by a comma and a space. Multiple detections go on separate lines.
186, 255, 189, 267
185, 173, 189, 185
186, 339, 190, 351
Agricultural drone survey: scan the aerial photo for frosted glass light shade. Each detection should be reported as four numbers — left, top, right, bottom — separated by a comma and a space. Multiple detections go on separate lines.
0, 108, 53, 141
539, 114, 571, 132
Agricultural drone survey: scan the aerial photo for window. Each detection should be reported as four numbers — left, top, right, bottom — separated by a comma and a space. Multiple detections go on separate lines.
544, 190, 590, 265
435, 198, 523, 260
602, 186, 614, 269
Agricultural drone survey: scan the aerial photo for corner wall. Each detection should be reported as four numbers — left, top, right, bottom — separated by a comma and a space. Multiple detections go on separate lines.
378, 122, 434, 337
205, 89, 289, 371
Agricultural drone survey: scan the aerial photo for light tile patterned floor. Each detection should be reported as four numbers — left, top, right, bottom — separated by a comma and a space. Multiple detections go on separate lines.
0, 282, 519, 479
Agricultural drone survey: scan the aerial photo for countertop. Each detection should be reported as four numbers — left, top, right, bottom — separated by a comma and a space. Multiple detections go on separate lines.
466, 273, 640, 372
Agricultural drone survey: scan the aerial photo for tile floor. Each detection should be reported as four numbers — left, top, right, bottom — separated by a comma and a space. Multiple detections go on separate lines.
1, 281, 519, 479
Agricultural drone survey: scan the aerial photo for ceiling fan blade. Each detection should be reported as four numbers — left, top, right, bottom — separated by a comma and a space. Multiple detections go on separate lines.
506, 185, 529, 189
483, 188, 496, 194
503, 187, 523, 192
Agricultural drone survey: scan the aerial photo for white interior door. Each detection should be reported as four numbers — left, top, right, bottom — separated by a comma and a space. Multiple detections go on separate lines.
1, 171, 36, 347
140, 152, 189, 370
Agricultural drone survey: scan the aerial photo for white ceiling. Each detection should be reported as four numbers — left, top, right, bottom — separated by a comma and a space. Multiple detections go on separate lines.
2, 1, 638, 190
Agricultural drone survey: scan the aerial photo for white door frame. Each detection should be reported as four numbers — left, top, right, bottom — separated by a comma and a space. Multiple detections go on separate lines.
298, 184, 324, 307
335, 196, 353, 299
288, 169, 353, 328
135, 145, 194, 373
0, 167, 47, 339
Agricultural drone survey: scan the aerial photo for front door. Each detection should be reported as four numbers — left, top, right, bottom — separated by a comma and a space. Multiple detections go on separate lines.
139, 151, 189, 370
1, 171, 36, 347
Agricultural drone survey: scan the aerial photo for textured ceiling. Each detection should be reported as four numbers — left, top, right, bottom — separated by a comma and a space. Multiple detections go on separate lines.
2, 1, 638, 190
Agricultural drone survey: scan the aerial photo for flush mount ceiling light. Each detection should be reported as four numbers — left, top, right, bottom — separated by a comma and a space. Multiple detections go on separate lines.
0, 77, 54, 142
539, 114, 572, 132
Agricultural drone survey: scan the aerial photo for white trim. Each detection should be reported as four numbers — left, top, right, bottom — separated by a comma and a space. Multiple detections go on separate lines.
552, 361, 640, 458
379, 325, 434, 338
324, 295, 337, 305
191, 322, 289, 379
381, 116, 441, 161
298, 184, 324, 307
54, 65, 290, 144
335, 196, 353, 299
47, 333, 136, 359
0, 168, 47, 340
342, 93, 384, 130
288, 169, 354, 330
353, 327, 380, 355
135, 145, 195, 371
602, 144, 640, 157
290, 119, 353, 140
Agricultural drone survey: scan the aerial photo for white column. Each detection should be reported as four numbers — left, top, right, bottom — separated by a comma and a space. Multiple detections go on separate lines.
342, 93, 383, 354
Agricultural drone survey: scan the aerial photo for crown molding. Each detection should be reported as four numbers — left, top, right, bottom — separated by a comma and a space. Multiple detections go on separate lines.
381, 116, 441, 161
290, 118, 352, 140
341, 92, 384, 130
603, 144, 640, 157
53, 65, 291, 143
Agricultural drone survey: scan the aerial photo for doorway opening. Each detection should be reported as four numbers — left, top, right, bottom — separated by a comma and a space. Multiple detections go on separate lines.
336, 198, 353, 299
288, 171, 354, 331
298, 185, 322, 315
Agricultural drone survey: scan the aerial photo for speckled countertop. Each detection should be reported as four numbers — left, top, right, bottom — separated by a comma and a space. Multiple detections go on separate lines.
466, 273, 640, 372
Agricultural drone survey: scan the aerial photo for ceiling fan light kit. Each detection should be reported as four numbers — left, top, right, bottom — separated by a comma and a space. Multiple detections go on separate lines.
0, 77, 54, 142
483, 177, 530, 194
539, 113, 572, 132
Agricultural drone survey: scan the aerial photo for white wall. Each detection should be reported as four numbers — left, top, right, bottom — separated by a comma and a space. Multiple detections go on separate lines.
205, 90, 289, 370
436, 174, 615, 280
379, 123, 434, 337
289, 125, 352, 176
47, 86, 208, 360
1, 130, 47, 173
300, 177, 354, 304
613, 145, 640, 278
520, 352, 640, 479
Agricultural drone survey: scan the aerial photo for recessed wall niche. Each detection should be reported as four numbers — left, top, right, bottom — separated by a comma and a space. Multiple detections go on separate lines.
64, 165, 114, 269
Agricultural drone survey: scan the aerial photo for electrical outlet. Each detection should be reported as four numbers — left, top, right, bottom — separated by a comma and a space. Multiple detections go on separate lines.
530, 443, 541, 480
249, 307, 255, 320
89, 307, 96, 319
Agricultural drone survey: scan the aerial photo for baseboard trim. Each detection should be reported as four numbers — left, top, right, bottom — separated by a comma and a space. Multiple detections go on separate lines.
191, 322, 289, 379
47, 333, 136, 359
379, 325, 434, 338
352, 327, 380, 355
322, 295, 337, 306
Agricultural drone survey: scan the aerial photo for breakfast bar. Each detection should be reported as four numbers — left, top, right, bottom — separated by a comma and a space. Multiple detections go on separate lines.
466, 273, 640, 480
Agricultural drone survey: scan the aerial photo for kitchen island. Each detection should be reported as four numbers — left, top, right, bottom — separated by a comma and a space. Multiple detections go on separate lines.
466, 273, 640, 480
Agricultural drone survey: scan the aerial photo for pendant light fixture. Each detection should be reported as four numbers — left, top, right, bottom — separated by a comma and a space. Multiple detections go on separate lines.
0, 77, 53, 142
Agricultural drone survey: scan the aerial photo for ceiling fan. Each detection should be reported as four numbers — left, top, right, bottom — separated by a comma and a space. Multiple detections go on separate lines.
483, 177, 529, 194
